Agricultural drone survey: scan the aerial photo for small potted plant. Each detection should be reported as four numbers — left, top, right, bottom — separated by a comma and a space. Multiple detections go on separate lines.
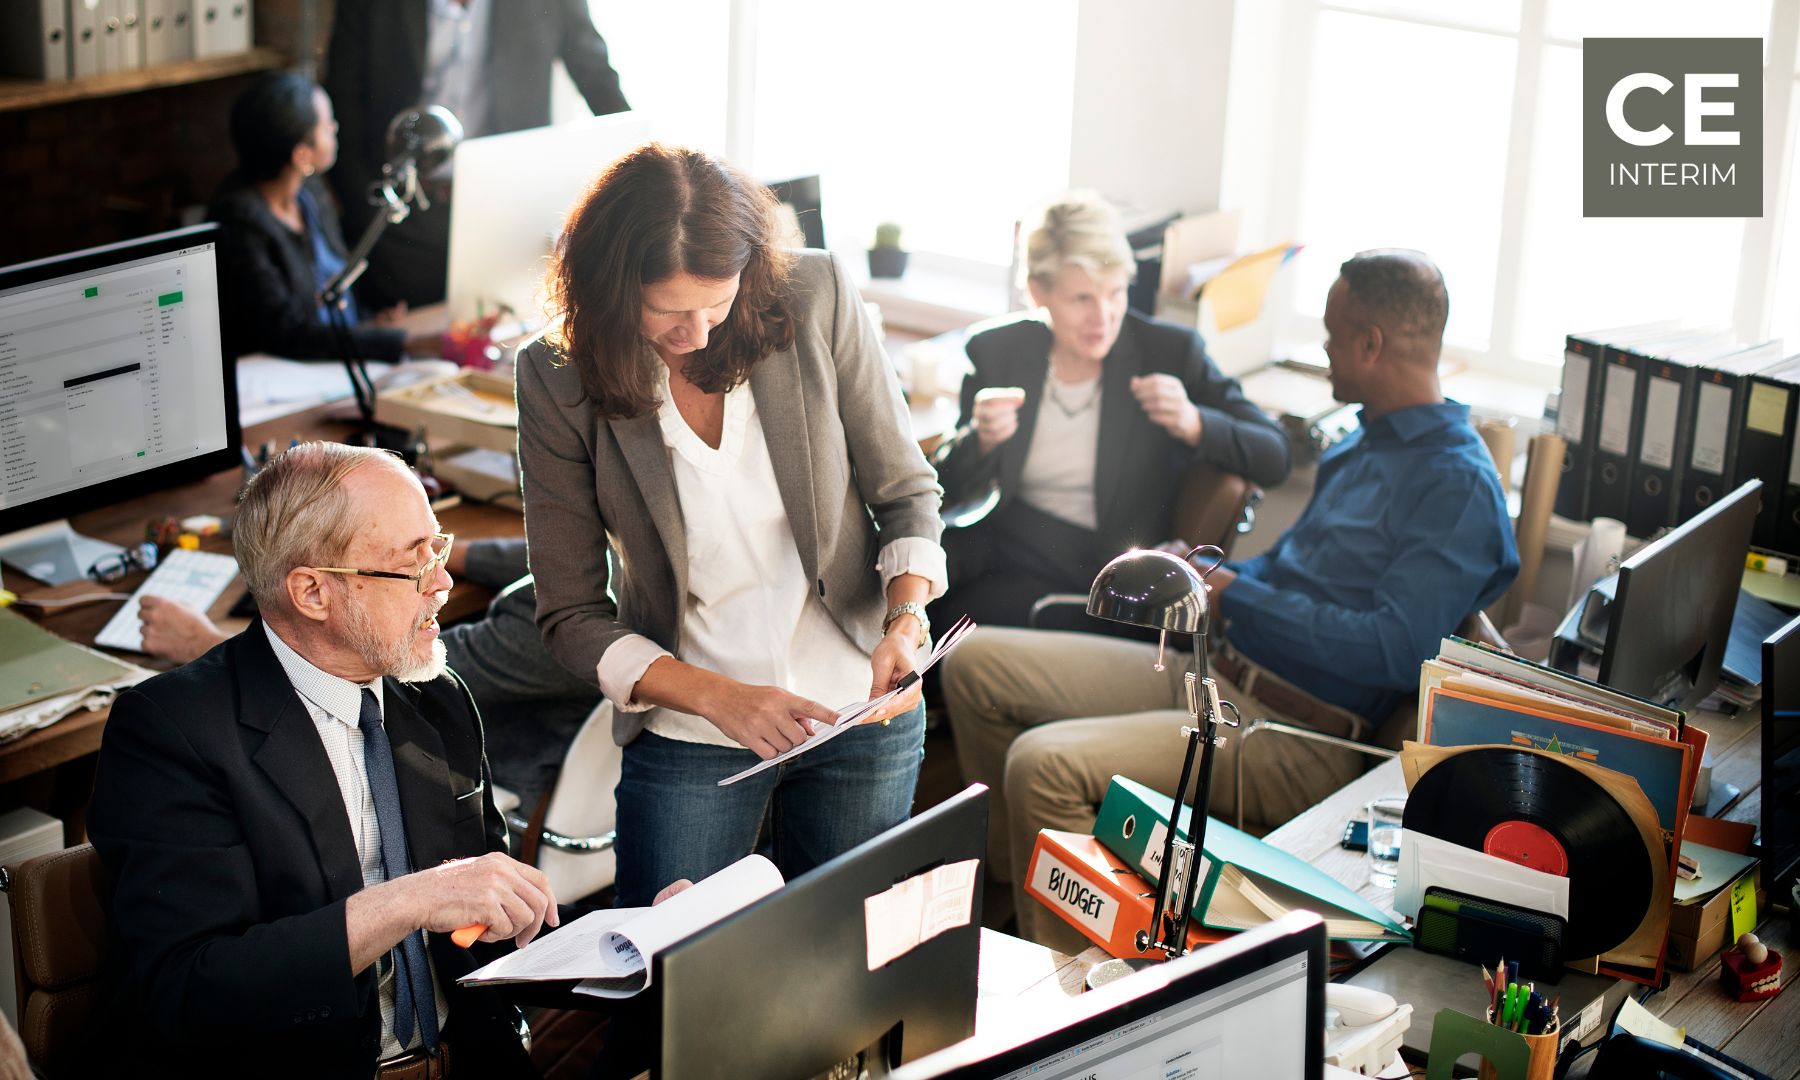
868, 222, 909, 279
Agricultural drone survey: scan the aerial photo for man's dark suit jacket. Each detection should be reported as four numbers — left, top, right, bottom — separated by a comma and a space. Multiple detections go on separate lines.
87, 623, 534, 1078
934, 310, 1292, 557
206, 173, 407, 364
322, 0, 631, 241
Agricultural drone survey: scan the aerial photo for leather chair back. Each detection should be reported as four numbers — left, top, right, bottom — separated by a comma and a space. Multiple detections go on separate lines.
1170, 461, 1259, 560
4, 844, 108, 1076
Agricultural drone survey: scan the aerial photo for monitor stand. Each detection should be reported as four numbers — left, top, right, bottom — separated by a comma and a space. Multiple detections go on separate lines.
0, 521, 123, 586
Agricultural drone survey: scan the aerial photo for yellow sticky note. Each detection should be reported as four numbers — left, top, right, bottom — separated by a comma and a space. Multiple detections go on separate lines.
1745, 383, 1790, 436
1729, 875, 1758, 943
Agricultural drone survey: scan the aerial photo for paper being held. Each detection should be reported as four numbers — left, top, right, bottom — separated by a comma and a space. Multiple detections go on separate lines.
718, 616, 977, 786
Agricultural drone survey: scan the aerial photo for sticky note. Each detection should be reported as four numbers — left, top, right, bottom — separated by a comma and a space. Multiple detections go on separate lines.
1729, 875, 1757, 943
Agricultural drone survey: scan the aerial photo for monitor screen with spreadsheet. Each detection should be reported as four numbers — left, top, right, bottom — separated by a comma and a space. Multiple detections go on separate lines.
0, 225, 241, 579
891, 914, 1326, 1080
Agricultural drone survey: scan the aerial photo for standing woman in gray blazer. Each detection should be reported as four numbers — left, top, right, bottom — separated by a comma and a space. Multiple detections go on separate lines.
516, 144, 947, 906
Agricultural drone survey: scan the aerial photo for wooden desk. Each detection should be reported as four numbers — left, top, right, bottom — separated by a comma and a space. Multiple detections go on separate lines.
0, 403, 526, 812
1262, 707, 1794, 1078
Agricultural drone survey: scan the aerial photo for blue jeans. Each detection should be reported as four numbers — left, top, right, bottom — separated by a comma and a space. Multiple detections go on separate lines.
612, 703, 927, 906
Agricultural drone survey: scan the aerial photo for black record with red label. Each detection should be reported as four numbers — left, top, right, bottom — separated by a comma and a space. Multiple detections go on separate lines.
1404, 747, 1656, 960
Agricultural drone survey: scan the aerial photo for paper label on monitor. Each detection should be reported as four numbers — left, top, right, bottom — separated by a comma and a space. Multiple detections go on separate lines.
1030, 851, 1119, 942
1690, 381, 1730, 475
863, 857, 978, 971
1138, 822, 1212, 886
1558, 352, 1590, 444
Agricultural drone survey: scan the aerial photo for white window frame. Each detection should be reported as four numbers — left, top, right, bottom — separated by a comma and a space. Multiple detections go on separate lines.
1259, 0, 1800, 392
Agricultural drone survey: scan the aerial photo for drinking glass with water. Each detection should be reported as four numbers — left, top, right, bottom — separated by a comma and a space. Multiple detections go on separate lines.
1366, 796, 1405, 888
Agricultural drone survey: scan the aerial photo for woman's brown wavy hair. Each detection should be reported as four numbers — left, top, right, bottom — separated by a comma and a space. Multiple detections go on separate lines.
545, 143, 797, 418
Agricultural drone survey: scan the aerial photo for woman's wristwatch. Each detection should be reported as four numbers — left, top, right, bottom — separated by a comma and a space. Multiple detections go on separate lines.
882, 601, 930, 648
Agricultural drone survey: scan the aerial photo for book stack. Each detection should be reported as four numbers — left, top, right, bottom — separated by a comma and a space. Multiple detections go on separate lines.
1554, 325, 1800, 556
1024, 775, 1408, 959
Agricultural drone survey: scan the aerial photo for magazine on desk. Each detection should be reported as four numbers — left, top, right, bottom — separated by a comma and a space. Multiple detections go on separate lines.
457, 854, 784, 998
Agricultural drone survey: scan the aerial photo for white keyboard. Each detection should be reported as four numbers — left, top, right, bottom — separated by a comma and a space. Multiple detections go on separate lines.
95, 548, 242, 654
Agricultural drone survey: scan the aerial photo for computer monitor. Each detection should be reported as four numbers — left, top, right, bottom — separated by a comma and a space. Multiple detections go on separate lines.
652, 784, 987, 1079
1598, 479, 1761, 711
1763, 612, 1800, 890
765, 174, 825, 250
0, 224, 240, 584
892, 912, 1327, 1080
445, 111, 654, 325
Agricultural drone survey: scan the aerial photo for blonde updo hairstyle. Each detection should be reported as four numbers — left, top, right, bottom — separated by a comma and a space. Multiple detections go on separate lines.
1020, 191, 1137, 295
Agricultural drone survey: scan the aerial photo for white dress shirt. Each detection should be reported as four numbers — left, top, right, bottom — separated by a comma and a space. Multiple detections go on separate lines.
263, 624, 451, 1059
597, 369, 948, 747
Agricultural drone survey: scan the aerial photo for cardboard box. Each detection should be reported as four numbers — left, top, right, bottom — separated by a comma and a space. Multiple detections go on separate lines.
375, 370, 517, 456
1667, 864, 1762, 971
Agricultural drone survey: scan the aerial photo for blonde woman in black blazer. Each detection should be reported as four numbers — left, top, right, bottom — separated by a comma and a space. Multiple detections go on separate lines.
517, 145, 946, 907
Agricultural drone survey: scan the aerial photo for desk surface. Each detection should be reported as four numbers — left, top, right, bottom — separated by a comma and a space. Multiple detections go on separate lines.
0, 402, 526, 787
1262, 705, 1795, 1079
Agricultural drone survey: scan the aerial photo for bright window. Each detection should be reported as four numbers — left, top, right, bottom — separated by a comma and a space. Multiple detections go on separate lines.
1776, 79, 1800, 349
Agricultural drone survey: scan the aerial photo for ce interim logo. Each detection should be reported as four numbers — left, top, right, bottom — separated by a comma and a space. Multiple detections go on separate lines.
1584, 38, 1762, 217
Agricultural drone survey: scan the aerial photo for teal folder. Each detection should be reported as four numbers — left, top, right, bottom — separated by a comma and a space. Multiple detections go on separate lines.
1092, 775, 1409, 943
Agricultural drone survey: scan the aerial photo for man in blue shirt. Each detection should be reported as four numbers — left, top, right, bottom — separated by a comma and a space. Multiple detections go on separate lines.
944, 249, 1519, 950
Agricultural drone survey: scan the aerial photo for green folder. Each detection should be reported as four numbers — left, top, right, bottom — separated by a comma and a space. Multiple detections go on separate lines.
1092, 775, 1409, 943
0, 608, 136, 714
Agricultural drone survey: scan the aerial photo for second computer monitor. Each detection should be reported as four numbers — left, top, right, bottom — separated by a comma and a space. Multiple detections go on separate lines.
653, 785, 987, 1079
445, 111, 654, 325
1599, 479, 1761, 711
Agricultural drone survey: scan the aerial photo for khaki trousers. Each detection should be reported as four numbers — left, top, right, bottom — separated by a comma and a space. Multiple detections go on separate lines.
943, 627, 1367, 952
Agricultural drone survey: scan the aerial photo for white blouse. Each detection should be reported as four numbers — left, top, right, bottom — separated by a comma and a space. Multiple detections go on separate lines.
595, 369, 947, 747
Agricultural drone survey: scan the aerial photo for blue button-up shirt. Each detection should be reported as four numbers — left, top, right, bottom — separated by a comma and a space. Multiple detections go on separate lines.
1220, 400, 1519, 721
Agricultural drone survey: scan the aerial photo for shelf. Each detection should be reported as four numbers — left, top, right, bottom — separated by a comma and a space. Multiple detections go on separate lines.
0, 47, 282, 113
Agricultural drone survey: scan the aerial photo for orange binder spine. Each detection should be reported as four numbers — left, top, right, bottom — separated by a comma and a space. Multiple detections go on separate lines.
1025, 829, 1220, 959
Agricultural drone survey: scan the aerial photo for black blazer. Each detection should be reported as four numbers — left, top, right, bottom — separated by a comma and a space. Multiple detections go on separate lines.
206, 174, 408, 364
322, 0, 630, 238
86, 623, 532, 1078
935, 311, 1291, 555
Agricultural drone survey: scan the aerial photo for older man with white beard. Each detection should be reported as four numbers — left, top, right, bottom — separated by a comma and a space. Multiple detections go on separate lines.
88, 443, 558, 1079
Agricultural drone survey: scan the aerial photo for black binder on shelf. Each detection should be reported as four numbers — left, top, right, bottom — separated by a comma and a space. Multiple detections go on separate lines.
1626, 355, 1694, 538
1733, 356, 1800, 550
1555, 335, 1605, 522
1589, 345, 1643, 523
1759, 356, 1800, 557
1678, 342, 1786, 526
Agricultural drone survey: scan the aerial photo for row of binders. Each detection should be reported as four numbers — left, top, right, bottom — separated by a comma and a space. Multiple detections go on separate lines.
0, 0, 252, 83
1554, 324, 1800, 554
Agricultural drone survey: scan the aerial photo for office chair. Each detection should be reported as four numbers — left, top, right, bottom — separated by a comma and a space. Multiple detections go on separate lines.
1, 844, 109, 1076
502, 701, 621, 905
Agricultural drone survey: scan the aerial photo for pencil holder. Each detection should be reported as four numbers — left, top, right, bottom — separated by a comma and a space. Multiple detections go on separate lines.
1424, 1009, 1557, 1080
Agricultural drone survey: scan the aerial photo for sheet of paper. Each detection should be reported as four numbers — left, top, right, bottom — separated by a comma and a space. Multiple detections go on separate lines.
1673, 841, 1759, 905
572, 854, 786, 999
719, 616, 977, 786
1615, 996, 1685, 1048
864, 858, 979, 970
1396, 829, 1570, 923
458, 908, 639, 984
1729, 875, 1758, 943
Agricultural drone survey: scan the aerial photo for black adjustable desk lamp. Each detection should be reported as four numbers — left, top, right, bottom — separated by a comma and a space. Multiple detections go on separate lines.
318, 106, 462, 449
1085, 544, 1239, 958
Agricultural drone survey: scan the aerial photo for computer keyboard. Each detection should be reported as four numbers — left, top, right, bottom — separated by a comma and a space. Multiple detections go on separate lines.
94, 548, 241, 654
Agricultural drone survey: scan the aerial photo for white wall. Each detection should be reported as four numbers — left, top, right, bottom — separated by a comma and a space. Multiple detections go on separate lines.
1068, 0, 1237, 218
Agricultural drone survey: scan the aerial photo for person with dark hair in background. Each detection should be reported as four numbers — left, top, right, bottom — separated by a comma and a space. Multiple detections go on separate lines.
516, 144, 945, 910
207, 72, 440, 364
323, 0, 631, 309
945, 249, 1520, 951
932, 191, 1289, 633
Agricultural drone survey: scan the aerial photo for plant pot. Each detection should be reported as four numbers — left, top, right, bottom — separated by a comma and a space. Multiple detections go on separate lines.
868, 247, 909, 279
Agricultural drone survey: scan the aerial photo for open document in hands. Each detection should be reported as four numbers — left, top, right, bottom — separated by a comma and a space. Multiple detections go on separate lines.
717, 615, 977, 787
456, 854, 784, 998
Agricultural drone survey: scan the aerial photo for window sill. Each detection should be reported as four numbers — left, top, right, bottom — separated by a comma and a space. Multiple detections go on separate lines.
847, 250, 1013, 336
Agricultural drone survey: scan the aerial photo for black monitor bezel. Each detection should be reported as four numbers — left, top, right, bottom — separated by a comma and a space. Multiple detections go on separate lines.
765, 175, 826, 250
0, 224, 242, 540
652, 784, 986, 1079
1763, 611, 1800, 888
894, 912, 1327, 1080
1598, 479, 1761, 710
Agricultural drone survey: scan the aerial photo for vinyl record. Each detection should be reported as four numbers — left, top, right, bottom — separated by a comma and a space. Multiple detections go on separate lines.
1405, 746, 1656, 960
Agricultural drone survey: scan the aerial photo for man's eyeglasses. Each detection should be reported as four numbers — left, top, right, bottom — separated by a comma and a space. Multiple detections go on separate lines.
89, 542, 159, 584
313, 533, 454, 594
